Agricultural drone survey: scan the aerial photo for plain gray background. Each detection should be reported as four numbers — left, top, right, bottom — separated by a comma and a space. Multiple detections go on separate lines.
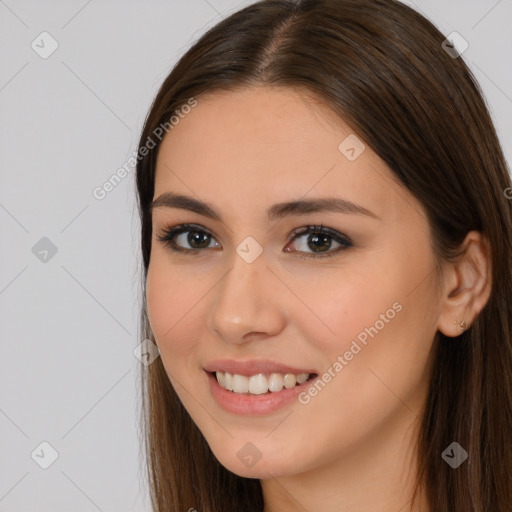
1, 0, 511, 510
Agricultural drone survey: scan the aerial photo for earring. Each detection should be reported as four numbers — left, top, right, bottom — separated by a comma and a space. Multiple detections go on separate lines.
453, 320, 467, 331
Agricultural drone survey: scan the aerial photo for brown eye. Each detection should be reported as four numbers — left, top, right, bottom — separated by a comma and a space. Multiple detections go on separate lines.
156, 223, 352, 258
285, 225, 352, 259
156, 224, 220, 253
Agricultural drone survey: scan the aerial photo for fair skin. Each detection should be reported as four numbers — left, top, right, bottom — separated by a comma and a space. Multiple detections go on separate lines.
145, 86, 491, 512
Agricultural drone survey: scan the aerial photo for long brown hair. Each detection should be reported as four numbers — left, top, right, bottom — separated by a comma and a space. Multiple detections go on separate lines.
135, 1, 512, 510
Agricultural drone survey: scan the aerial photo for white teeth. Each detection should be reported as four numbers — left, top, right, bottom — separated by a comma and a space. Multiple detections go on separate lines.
268, 373, 284, 392
283, 373, 296, 388
216, 371, 226, 388
224, 372, 233, 391
232, 374, 249, 393
215, 371, 311, 394
249, 374, 268, 395
296, 373, 308, 384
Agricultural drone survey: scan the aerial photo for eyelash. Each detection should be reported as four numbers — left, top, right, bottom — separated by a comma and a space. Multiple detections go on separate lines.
155, 223, 353, 259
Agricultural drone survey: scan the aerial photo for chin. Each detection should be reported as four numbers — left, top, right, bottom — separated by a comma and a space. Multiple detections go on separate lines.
211, 446, 300, 480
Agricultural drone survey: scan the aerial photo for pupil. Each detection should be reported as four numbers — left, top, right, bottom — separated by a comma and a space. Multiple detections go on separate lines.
189, 231, 210, 248
309, 234, 331, 252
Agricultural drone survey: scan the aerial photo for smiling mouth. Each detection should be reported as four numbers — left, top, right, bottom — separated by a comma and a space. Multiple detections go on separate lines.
208, 370, 318, 395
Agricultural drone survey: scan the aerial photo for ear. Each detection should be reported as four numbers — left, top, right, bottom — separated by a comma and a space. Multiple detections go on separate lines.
437, 231, 492, 337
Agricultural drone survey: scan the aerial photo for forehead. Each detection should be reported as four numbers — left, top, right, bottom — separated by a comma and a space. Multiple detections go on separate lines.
153, 86, 414, 226
158, 86, 351, 159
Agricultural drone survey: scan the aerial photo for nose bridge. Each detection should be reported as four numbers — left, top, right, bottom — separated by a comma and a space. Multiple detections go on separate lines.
207, 243, 284, 342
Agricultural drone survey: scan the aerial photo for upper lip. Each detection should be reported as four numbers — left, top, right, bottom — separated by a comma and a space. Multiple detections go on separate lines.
203, 359, 318, 377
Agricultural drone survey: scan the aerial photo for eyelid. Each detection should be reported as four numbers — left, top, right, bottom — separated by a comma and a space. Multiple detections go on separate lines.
155, 223, 219, 254
155, 222, 353, 257
288, 224, 351, 244
286, 224, 352, 258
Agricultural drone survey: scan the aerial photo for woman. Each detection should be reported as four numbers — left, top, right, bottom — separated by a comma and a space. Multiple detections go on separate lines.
135, 0, 512, 510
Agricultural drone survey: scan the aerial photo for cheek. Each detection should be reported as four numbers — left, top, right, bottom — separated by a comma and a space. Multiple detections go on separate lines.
281, 254, 400, 357
146, 259, 173, 337
289, 244, 436, 383
145, 257, 204, 356
313, 254, 437, 417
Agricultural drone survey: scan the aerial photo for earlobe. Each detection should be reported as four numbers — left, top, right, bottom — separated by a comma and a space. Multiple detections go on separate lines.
437, 231, 492, 338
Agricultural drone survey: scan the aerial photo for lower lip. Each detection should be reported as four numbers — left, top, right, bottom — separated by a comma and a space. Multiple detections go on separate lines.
206, 371, 319, 416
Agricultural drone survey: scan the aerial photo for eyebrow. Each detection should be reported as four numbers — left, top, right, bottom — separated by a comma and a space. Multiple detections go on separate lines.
148, 192, 379, 221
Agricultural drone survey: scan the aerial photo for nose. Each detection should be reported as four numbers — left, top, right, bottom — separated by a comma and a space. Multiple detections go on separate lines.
206, 246, 286, 345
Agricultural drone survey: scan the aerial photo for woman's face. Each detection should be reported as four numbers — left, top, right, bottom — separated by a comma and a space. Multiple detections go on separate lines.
146, 86, 443, 479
